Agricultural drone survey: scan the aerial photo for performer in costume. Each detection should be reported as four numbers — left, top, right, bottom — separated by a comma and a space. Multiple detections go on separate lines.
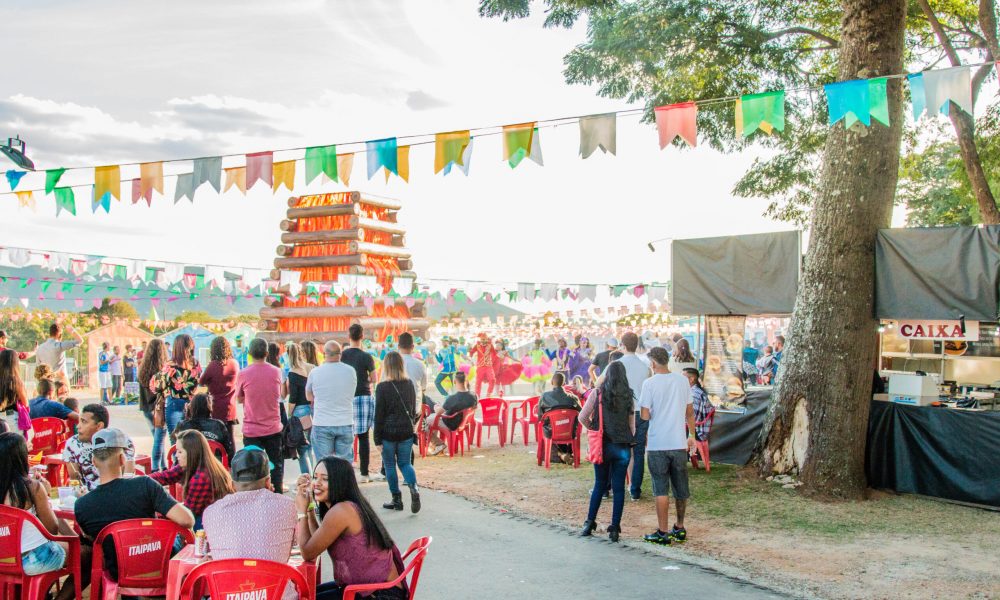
546, 338, 572, 383
468, 332, 498, 398
379, 335, 396, 360
434, 336, 457, 396
521, 339, 553, 394
492, 339, 523, 398
569, 336, 593, 382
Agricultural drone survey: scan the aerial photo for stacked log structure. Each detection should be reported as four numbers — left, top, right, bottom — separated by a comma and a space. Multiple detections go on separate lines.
259, 192, 428, 343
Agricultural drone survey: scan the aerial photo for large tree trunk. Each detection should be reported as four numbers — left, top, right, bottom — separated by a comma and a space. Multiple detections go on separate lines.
753, 0, 906, 499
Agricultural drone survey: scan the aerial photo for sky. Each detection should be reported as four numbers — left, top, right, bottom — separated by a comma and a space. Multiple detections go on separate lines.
0, 0, 906, 295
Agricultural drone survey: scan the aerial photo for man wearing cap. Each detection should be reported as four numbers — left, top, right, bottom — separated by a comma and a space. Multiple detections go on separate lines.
232, 335, 249, 369
589, 338, 623, 384
203, 446, 297, 564
73, 427, 194, 588
62, 404, 136, 491
434, 336, 457, 396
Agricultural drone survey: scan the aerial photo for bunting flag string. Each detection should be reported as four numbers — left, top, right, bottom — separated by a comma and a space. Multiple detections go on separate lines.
3, 61, 995, 215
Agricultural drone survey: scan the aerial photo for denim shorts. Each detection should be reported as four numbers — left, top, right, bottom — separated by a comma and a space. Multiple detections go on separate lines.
21, 541, 66, 575
647, 449, 691, 500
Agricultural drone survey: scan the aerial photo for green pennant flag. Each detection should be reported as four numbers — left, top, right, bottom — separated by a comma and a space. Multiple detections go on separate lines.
189, 293, 199, 300
149, 290, 160, 297
129, 287, 139, 295
19, 279, 29, 289
508, 291, 517, 302
737, 90, 785, 137
503, 123, 534, 168
53, 187, 76, 216
61, 283, 73, 293
84, 285, 95, 293
304, 145, 338, 184
195, 275, 206, 290
45, 168, 67, 194
40, 281, 52, 292
612, 285, 629, 297
113, 265, 127, 280
106, 287, 116, 293
144, 267, 158, 282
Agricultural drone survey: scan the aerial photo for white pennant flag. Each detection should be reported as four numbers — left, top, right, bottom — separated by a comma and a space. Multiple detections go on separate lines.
279, 270, 302, 296
517, 283, 536, 302
923, 66, 973, 116
579, 113, 617, 158
540, 283, 557, 302
579, 284, 598, 301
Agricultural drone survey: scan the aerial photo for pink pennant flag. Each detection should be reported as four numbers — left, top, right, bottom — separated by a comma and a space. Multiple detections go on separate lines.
184, 273, 197, 288
226, 295, 235, 305
93, 299, 103, 309
246, 151, 274, 190
71, 260, 87, 276
168, 296, 180, 302
37, 293, 45, 300
131, 178, 153, 206
151, 298, 160, 307
56, 292, 65, 300
654, 102, 698, 148
325, 296, 338, 306
404, 298, 416, 309
318, 283, 332, 294
74, 298, 84, 308
25, 277, 35, 287
634, 284, 645, 297
363, 296, 375, 311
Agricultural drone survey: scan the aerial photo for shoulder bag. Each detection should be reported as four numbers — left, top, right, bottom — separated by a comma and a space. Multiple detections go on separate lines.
586, 390, 604, 465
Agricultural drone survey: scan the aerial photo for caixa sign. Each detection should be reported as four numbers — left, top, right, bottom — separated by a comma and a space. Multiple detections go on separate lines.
896, 320, 979, 341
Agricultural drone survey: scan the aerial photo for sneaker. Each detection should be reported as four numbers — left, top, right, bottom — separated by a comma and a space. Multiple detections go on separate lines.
630, 493, 641, 502
668, 525, 687, 543
430, 444, 446, 456
643, 530, 672, 545
368, 472, 386, 482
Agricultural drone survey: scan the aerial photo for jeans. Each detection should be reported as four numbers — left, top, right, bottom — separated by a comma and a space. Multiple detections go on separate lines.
21, 541, 66, 575
291, 404, 314, 474
311, 425, 354, 462
630, 414, 650, 498
243, 432, 284, 494
165, 397, 187, 443
380, 438, 417, 495
586, 441, 631, 529
111, 375, 123, 399
141, 408, 167, 471
434, 371, 454, 396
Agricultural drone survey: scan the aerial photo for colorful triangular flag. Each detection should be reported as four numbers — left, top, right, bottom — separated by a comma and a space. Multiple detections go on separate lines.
579, 113, 617, 158
273, 160, 296, 192
45, 168, 66, 194
366, 138, 398, 179
736, 91, 785, 136
5, 170, 26, 190
224, 167, 246, 194
246, 151, 273, 189
94, 165, 121, 204
434, 131, 471, 174
305, 145, 338, 184
655, 102, 698, 147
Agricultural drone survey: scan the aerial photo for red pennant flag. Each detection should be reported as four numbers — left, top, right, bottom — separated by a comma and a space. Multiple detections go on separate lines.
654, 102, 698, 148
246, 151, 274, 190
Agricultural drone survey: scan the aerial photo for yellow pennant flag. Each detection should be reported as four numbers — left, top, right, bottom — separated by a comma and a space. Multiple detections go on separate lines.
386, 146, 410, 182
337, 153, 354, 186
94, 165, 121, 202
273, 160, 296, 193
434, 130, 471, 173
224, 167, 246, 194
139, 162, 164, 196
16, 190, 35, 211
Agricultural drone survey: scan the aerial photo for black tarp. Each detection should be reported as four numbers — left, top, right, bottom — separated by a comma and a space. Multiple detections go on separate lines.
707, 387, 770, 465
866, 401, 1000, 507
875, 226, 1000, 321
671, 231, 800, 316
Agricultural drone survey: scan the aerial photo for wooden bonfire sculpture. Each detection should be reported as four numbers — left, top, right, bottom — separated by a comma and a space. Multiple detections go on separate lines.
259, 192, 428, 343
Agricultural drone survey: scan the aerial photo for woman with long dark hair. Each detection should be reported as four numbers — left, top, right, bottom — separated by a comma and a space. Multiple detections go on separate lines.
150, 429, 233, 530
285, 343, 315, 474
151, 334, 202, 441
669, 339, 698, 374
373, 352, 420, 513
139, 339, 168, 470
175, 394, 235, 459
295, 456, 406, 600
0, 432, 72, 575
199, 336, 240, 443
578, 360, 635, 542
301, 341, 320, 368
0, 349, 30, 437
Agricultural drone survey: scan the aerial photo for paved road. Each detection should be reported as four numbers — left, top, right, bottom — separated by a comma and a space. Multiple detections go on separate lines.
105, 405, 783, 599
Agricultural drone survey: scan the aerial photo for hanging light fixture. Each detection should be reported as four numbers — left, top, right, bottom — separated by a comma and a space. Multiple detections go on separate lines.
1, 136, 35, 170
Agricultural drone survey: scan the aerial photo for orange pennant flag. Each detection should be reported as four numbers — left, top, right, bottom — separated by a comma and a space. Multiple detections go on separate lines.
16, 190, 35, 211
273, 160, 295, 192
337, 153, 354, 186
224, 167, 246, 194
654, 102, 698, 148
386, 146, 410, 182
94, 165, 121, 202
139, 162, 164, 198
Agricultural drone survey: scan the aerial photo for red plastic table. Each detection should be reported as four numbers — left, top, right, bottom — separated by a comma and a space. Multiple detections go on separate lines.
165, 544, 319, 600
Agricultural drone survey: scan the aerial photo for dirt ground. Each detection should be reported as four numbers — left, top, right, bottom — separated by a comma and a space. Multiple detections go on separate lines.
403, 430, 1000, 600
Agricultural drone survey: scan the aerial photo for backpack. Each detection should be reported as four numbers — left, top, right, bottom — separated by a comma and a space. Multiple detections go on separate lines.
281, 408, 304, 460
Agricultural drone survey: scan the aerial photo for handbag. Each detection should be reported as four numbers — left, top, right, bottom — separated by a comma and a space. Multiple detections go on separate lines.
586, 390, 604, 465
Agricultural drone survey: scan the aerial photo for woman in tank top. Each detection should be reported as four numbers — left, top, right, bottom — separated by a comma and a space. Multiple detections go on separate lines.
0, 432, 74, 575
296, 456, 406, 600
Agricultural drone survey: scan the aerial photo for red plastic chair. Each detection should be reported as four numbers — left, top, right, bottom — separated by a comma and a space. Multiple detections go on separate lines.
0, 506, 82, 600
473, 398, 507, 448
342, 537, 432, 600
430, 409, 475, 457
164, 441, 228, 501
29, 418, 68, 455
178, 558, 310, 600
509, 397, 540, 446
536, 409, 582, 469
689, 407, 716, 472
90, 518, 194, 600
416, 404, 433, 458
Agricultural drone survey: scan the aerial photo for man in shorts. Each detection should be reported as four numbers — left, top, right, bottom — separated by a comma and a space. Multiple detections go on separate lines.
638, 346, 697, 545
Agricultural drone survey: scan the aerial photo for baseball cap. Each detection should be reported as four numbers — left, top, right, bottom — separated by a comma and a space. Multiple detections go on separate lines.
92, 428, 130, 450
231, 446, 274, 482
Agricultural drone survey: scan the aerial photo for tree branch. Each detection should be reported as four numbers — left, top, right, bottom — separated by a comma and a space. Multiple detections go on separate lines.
763, 26, 840, 48
971, 60, 994, 104
980, 0, 1000, 59
917, 0, 963, 65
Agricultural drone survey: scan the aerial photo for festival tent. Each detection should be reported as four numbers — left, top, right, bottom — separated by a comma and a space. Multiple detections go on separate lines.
84, 322, 154, 391
159, 324, 216, 365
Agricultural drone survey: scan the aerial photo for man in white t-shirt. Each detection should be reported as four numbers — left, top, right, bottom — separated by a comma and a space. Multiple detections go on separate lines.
615, 332, 651, 500
306, 340, 357, 461
35, 322, 82, 381
639, 346, 697, 546
398, 332, 430, 409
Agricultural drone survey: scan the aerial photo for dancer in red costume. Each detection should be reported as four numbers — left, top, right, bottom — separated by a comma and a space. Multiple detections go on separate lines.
469, 333, 498, 398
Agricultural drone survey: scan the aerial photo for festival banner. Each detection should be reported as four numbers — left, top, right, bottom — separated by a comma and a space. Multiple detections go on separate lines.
703, 315, 747, 406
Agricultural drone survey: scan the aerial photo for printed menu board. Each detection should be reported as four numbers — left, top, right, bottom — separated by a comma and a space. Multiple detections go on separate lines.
704, 315, 747, 406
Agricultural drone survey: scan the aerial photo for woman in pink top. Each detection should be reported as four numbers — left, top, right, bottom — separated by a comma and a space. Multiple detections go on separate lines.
296, 456, 405, 600
199, 337, 240, 442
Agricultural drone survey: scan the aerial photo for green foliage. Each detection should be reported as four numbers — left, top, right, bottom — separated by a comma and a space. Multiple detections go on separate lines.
85, 298, 139, 320
176, 310, 215, 323
480, 0, 999, 226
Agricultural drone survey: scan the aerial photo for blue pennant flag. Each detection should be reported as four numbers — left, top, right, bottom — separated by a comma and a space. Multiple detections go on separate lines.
366, 137, 398, 179
5, 170, 27, 190
91, 187, 112, 213
825, 79, 870, 126
908, 73, 927, 120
